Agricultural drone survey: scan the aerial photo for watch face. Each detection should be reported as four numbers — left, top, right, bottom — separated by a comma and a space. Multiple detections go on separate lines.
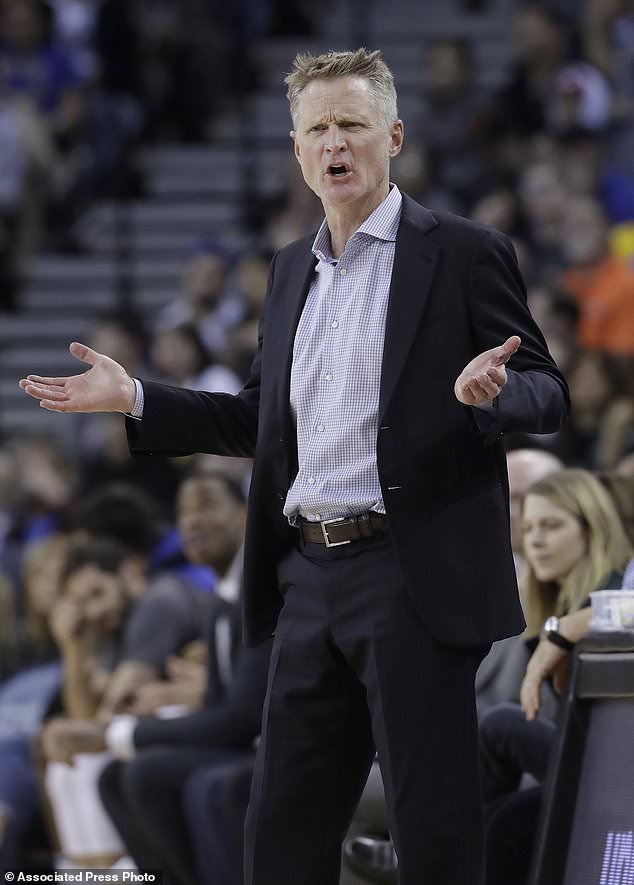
545, 616, 559, 633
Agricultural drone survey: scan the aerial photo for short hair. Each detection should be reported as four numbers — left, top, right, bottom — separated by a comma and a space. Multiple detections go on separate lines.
74, 483, 166, 555
285, 48, 398, 129
181, 470, 247, 507
61, 536, 128, 586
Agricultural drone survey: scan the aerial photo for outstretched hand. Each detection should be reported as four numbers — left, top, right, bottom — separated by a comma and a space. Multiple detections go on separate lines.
454, 335, 521, 407
18, 341, 136, 414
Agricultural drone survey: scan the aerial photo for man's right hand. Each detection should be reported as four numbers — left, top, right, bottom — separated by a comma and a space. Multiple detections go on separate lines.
18, 341, 136, 414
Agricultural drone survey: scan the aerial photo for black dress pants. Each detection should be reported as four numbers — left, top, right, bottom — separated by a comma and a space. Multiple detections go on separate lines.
244, 533, 490, 885
99, 747, 250, 885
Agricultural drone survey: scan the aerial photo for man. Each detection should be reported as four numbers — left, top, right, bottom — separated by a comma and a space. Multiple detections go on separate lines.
20, 49, 569, 885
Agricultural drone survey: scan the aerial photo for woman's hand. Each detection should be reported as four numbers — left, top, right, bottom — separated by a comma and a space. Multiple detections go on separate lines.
520, 639, 570, 721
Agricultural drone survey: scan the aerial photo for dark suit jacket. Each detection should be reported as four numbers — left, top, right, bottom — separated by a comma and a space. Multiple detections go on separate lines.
128, 195, 570, 648
133, 593, 271, 751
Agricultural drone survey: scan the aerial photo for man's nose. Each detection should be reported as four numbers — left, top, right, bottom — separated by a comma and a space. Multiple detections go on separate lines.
325, 126, 346, 151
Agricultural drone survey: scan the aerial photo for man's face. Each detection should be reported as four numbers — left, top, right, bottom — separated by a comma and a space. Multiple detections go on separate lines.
64, 564, 126, 633
177, 476, 245, 571
290, 76, 403, 219
185, 254, 227, 309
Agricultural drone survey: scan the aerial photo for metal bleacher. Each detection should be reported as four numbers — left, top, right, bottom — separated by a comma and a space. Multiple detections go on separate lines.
0, 0, 516, 444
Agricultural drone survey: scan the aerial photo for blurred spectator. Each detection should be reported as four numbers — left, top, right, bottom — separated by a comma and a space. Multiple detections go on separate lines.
135, 1, 228, 143
2, 434, 77, 596
261, 158, 324, 252
559, 196, 634, 355
0, 0, 84, 140
584, 0, 634, 109
0, 449, 17, 570
554, 130, 634, 226
548, 62, 613, 134
526, 285, 578, 372
552, 349, 633, 468
487, 3, 572, 140
506, 449, 564, 583
222, 251, 272, 380
150, 323, 242, 394
0, 569, 16, 679
72, 482, 179, 588
78, 312, 183, 512
49, 0, 99, 81
598, 470, 634, 545
97, 472, 269, 885
0, 0, 87, 251
0, 86, 30, 310
154, 240, 244, 355
18, 533, 71, 668
390, 141, 462, 216
412, 37, 490, 210
517, 158, 570, 281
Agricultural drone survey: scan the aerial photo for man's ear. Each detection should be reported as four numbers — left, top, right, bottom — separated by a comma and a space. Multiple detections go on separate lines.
389, 120, 404, 157
290, 130, 301, 162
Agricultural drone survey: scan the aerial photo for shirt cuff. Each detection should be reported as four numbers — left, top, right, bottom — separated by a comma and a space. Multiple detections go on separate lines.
473, 396, 498, 413
126, 378, 144, 420
105, 715, 138, 760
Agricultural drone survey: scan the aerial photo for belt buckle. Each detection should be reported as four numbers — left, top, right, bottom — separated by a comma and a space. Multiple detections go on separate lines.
320, 517, 351, 547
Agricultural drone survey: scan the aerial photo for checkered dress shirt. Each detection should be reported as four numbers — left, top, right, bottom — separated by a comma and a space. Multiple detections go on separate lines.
283, 185, 403, 523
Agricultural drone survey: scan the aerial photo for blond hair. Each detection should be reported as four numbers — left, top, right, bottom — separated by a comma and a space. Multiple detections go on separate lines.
285, 48, 398, 128
523, 469, 632, 635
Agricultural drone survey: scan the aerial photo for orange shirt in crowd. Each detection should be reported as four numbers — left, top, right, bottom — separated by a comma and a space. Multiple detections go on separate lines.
562, 256, 634, 355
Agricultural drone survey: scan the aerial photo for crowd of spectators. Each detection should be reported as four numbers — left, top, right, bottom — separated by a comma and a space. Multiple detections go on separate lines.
0, 0, 633, 882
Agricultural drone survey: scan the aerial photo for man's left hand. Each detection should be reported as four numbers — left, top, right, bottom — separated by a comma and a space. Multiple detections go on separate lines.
454, 336, 521, 406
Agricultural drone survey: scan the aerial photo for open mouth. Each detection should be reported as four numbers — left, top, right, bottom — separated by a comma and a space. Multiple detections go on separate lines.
327, 164, 351, 178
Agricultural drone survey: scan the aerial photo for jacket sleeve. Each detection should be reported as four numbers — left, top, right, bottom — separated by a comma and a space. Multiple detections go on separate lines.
465, 229, 570, 443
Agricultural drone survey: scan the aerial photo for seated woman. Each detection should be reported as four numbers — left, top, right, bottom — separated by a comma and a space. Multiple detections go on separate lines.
481, 468, 632, 885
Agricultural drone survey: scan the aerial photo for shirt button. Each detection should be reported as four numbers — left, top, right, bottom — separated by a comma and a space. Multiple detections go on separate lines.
325, 373, 333, 381
317, 424, 325, 432
308, 476, 315, 484
339, 268, 347, 276
331, 320, 339, 329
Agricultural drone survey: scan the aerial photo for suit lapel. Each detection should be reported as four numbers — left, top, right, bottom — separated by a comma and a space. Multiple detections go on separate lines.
379, 198, 440, 418
270, 244, 316, 460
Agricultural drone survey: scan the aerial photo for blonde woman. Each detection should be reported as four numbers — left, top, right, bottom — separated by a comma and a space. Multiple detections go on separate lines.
521, 468, 632, 637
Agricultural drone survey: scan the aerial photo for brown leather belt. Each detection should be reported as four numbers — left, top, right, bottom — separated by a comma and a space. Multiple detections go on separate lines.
299, 512, 388, 547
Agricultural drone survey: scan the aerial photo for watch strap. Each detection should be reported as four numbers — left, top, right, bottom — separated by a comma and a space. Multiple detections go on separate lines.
545, 629, 575, 651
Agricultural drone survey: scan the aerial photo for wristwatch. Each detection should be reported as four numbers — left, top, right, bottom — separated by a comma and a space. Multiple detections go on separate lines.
543, 616, 575, 651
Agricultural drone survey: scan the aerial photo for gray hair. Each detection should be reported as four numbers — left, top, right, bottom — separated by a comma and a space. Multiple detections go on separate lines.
285, 48, 399, 129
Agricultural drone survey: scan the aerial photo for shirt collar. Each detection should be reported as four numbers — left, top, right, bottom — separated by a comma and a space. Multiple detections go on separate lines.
311, 184, 402, 263
214, 548, 243, 604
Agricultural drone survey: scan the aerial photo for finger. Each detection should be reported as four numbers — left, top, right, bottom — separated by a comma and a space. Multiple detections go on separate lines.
465, 379, 495, 402
39, 399, 75, 413
21, 383, 70, 402
486, 366, 506, 387
69, 341, 101, 365
520, 680, 539, 720
475, 373, 501, 398
20, 375, 71, 388
456, 383, 477, 405
492, 335, 521, 367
